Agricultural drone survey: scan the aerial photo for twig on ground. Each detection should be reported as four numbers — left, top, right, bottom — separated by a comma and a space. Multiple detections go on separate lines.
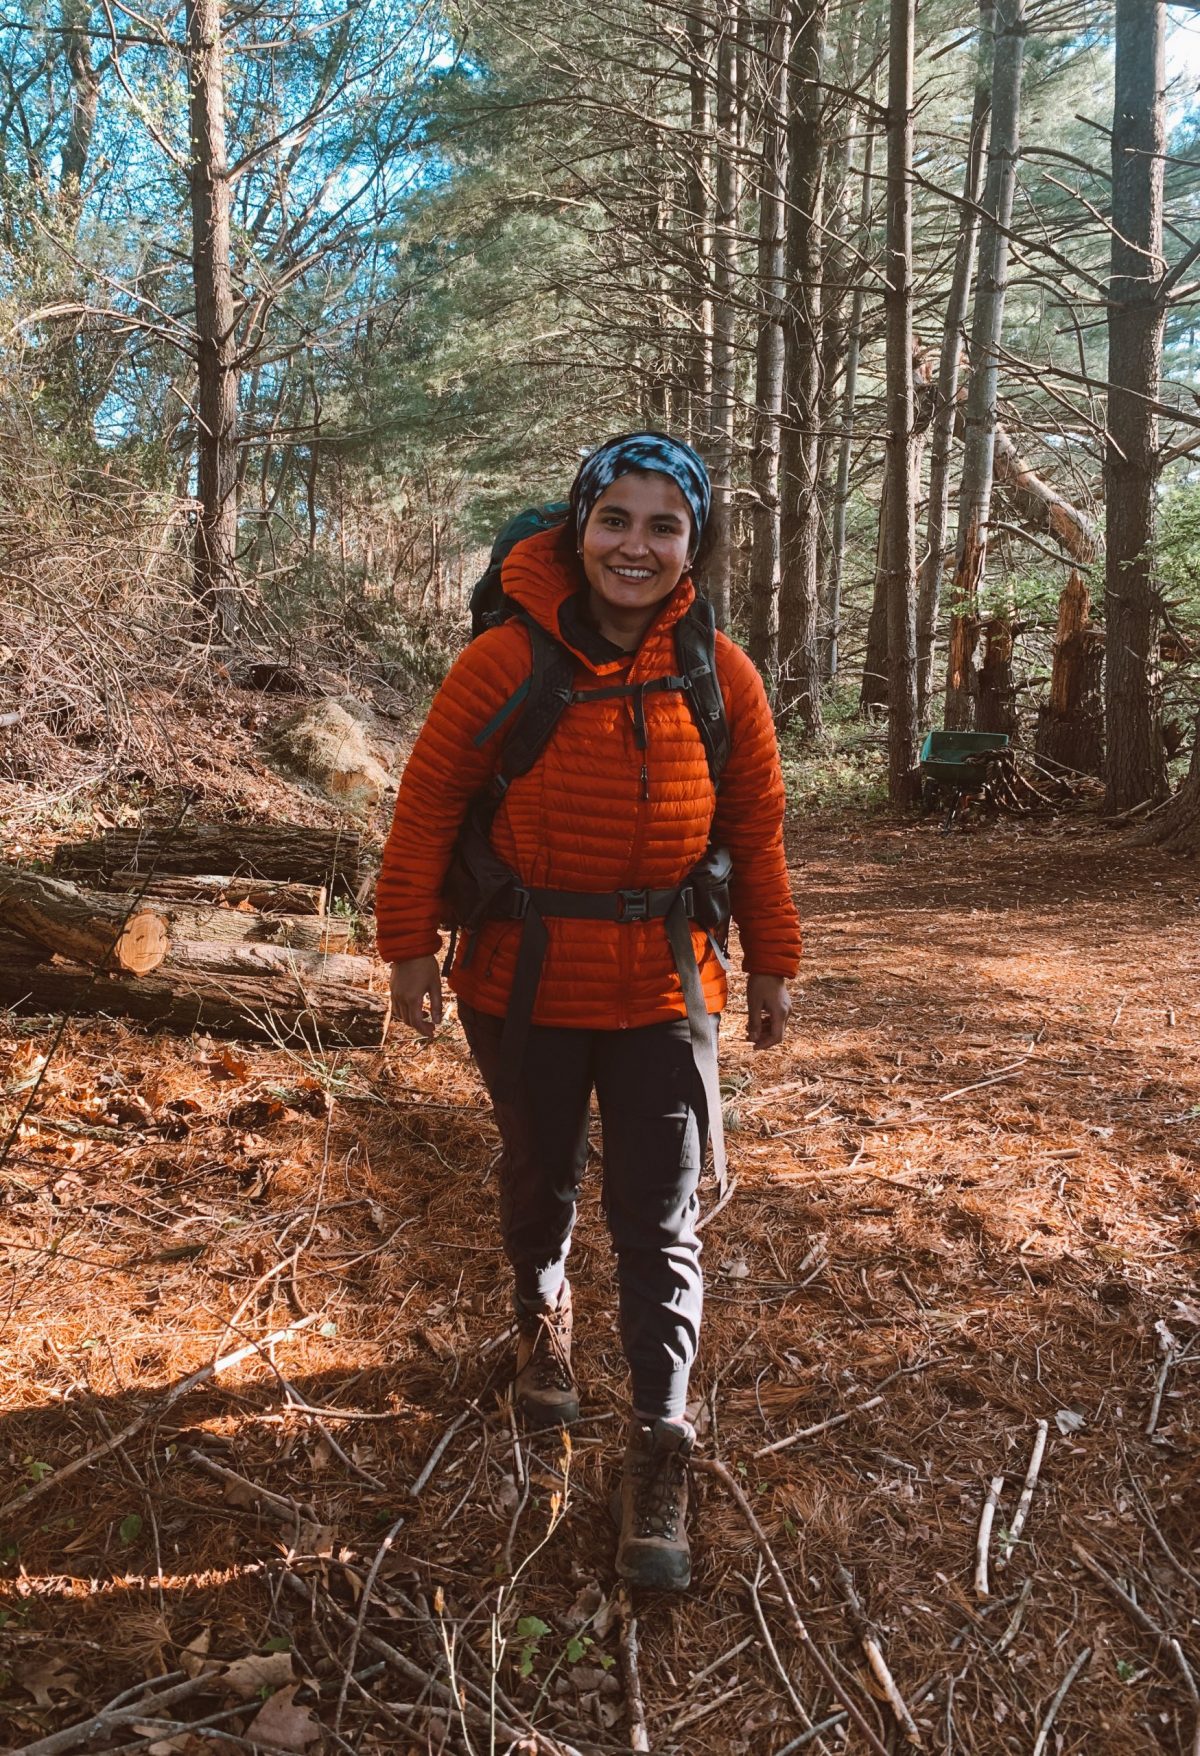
409, 1407, 474, 1497
1071, 1539, 1200, 1715
5, 1676, 213, 1756
617, 1585, 651, 1753
974, 1475, 1005, 1601
937, 1054, 1035, 1103
1147, 1320, 1179, 1437
0, 1316, 318, 1519
753, 1358, 946, 1459
833, 1560, 922, 1745
773, 1714, 852, 1755
998, 1421, 1048, 1566
1030, 1647, 1091, 1756
737, 1563, 827, 1747
333, 1511, 406, 1734
696, 1173, 740, 1232
281, 1572, 571, 1755
183, 1445, 313, 1525
693, 1458, 891, 1756
994, 1579, 1034, 1656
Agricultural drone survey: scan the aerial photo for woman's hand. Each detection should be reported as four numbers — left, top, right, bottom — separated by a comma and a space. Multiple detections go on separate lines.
389, 956, 443, 1038
745, 974, 790, 1050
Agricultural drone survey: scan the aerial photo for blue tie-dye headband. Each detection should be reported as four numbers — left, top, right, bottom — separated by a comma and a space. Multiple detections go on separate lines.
571, 432, 712, 555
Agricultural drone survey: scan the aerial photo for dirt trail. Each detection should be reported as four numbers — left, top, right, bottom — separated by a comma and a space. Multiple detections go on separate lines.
1, 810, 1197, 1754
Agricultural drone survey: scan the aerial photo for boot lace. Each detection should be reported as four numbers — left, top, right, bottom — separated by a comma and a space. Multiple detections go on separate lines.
527, 1313, 573, 1393
630, 1443, 686, 1540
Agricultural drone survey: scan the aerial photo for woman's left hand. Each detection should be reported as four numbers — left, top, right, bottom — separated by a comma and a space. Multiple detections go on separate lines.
745, 974, 791, 1050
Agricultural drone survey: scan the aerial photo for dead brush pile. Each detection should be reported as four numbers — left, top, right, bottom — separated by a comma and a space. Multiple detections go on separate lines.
0, 813, 1197, 1754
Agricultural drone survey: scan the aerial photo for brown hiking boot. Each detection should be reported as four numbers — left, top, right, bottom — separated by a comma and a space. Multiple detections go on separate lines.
514, 1283, 579, 1429
615, 1417, 694, 1591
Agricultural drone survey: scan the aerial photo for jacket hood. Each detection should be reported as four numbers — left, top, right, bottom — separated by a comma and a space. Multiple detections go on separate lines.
500, 525, 697, 675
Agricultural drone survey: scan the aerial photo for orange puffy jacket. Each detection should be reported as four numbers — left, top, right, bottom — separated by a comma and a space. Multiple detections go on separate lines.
376, 526, 801, 1028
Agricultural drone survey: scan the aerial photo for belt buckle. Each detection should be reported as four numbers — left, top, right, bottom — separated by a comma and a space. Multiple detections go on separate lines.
510, 887, 530, 920
679, 884, 695, 917
618, 888, 649, 922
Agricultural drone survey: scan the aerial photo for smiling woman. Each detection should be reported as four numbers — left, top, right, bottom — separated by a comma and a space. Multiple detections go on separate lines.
376, 428, 802, 1592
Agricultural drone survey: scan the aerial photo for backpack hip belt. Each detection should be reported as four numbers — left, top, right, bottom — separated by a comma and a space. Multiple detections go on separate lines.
471, 853, 730, 1193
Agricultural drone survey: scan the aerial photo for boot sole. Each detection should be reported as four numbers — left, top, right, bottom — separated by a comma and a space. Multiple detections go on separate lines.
516, 1395, 581, 1430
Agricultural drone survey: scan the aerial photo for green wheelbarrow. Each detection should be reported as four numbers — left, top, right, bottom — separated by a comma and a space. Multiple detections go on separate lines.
919, 730, 1010, 831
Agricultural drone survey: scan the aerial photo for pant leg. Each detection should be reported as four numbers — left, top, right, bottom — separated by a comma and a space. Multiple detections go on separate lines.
593, 1016, 711, 1421
459, 1002, 594, 1311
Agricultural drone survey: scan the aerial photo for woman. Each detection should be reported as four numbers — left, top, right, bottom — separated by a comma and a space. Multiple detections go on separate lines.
377, 432, 800, 1591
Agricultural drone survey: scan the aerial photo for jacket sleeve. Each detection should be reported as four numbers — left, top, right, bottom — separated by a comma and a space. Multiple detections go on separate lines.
375, 623, 531, 963
710, 637, 802, 977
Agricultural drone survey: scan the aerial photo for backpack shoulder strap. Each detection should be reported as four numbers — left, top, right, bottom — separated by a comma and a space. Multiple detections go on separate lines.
675, 598, 730, 786
494, 616, 575, 786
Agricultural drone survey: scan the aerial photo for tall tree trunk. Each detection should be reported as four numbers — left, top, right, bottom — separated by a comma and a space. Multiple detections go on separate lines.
708, 1, 744, 629
685, 9, 714, 448
916, 0, 993, 726
884, 0, 917, 805
828, 77, 878, 685
778, 0, 828, 737
58, 0, 101, 228
748, 0, 791, 689
943, 0, 1025, 731
185, 0, 241, 642
815, 16, 860, 678
1104, 0, 1168, 810
859, 345, 933, 718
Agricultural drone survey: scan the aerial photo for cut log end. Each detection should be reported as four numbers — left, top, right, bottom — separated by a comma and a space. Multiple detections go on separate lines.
114, 911, 170, 975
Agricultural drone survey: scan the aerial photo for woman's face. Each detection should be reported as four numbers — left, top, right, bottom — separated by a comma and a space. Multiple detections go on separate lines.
579, 473, 694, 620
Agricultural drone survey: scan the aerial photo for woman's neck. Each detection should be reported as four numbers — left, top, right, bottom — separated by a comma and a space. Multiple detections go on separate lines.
586, 589, 667, 653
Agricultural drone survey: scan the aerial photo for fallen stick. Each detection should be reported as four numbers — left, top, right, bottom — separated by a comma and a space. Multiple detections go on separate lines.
695, 1173, 740, 1232
280, 1573, 570, 1755
737, 1565, 827, 1747
974, 1475, 1005, 1601
994, 1578, 1033, 1656
1147, 1320, 1179, 1437
409, 1407, 474, 1497
693, 1459, 891, 1756
182, 1446, 313, 1525
754, 1358, 946, 1460
617, 1585, 651, 1753
1071, 1539, 1200, 1714
1030, 1647, 1091, 1756
0, 1316, 318, 1520
833, 1560, 922, 1746
333, 1511, 407, 1733
5, 1675, 214, 1756
998, 1420, 1048, 1566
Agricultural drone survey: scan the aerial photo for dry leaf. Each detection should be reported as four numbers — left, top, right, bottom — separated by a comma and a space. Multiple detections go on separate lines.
720, 1259, 750, 1280
179, 1626, 214, 1678
245, 1684, 321, 1752
16, 1654, 80, 1709
220, 1649, 295, 1700
1055, 1408, 1086, 1435
562, 1581, 605, 1632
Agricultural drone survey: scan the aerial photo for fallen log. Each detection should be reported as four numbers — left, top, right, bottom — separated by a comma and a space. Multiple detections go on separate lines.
166, 940, 369, 987
106, 873, 328, 915
0, 868, 169, 975
0, 961, 389, 1047
150, 904, 352, 954
55, 824, 362, 893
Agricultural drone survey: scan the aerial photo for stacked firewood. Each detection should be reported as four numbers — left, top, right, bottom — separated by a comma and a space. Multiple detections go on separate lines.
0, 823, 389, 1046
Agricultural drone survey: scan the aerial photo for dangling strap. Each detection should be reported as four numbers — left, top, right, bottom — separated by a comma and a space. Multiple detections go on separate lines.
664, 897, 728, 1195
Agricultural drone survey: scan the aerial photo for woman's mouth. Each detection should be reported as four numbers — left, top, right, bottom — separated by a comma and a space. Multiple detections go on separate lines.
608, 566, 655, 582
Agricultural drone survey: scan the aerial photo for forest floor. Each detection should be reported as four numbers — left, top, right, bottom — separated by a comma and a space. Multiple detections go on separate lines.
1, 772, 1198, 1756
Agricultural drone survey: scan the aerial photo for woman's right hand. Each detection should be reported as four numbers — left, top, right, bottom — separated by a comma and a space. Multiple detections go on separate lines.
389, 956, 444, 1038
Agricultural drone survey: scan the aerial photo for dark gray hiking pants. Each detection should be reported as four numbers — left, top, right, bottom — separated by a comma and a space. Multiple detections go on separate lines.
459, 1002, 711, 1422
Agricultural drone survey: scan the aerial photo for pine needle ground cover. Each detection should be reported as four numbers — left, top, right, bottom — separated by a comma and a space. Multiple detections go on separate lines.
0, 813, 1197, 1755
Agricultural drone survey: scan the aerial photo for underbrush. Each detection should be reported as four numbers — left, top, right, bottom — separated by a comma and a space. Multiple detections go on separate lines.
779, 685, 889, 814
